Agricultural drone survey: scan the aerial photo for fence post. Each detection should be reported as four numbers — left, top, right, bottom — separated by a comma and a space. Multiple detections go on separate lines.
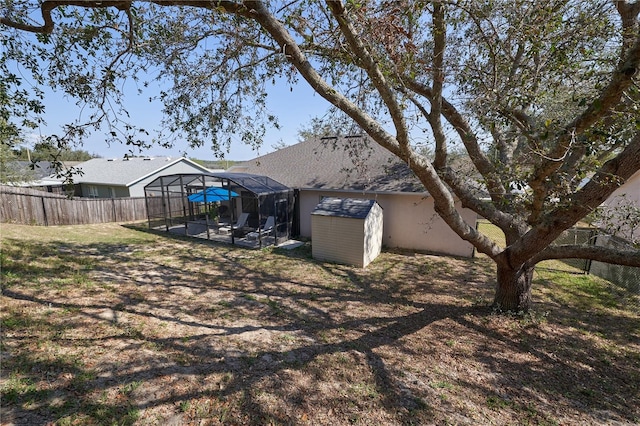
41, 195, 49, 226
585, 229, 596, 274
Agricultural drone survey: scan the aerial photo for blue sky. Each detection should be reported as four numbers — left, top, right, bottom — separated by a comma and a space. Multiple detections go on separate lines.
28, 75, 331, 162
6, 3, 333, 162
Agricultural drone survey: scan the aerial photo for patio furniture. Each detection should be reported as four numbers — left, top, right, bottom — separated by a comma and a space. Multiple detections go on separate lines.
218, 212, 249, 234
246, 216, 275, 240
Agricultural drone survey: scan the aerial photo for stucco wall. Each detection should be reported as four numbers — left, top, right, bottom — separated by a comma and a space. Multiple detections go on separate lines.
600, 170, 640, 242
605, 170, 640, 204
299, 189, 476, 258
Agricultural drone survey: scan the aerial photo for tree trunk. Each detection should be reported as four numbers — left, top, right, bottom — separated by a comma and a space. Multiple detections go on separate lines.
493, 264, 534, 313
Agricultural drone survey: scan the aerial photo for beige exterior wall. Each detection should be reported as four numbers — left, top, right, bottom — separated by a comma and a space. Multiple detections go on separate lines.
363, 203, 384, 267
300, 190, 476, 258
312, 215, 366, 267
604, 169, 640, 204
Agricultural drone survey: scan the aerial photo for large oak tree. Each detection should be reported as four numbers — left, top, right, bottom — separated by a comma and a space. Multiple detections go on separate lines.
3, 0, 640, 311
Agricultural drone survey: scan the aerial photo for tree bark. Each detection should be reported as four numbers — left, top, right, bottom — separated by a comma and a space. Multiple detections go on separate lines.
493, 264, 534, 313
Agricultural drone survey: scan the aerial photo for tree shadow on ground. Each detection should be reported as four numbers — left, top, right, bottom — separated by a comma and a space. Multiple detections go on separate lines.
2, 233, 638, 425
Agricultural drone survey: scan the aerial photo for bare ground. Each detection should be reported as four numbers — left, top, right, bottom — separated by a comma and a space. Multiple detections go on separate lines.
1, 222, 638, 425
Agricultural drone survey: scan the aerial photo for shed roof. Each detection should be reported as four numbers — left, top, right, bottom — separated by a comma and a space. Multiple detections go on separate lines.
312, 197, 380, 219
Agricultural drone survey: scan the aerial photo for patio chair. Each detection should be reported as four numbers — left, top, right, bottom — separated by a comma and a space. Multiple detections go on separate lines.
246, 216, 275, 240
218, 212, 249, 234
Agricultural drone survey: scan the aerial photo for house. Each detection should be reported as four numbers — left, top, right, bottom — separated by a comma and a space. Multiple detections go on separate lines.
12, 161, 56, 180
599, 169, 640, 242
230, 138, 477, 258
588, 169, 640, 289
69, 157, 216, 198
4, 161, 75, 193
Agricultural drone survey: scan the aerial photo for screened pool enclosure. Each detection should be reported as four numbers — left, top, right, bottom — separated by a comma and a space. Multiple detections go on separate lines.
144, 173, 295, 248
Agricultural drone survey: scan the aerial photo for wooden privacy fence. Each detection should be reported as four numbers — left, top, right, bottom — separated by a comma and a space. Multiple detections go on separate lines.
0, 186, 148, 226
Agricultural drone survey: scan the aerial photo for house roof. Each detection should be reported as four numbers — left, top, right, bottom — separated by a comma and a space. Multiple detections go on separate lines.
229, 138, 425, 193
14, 161, 57, 179
312, 197, 380, 219
7, 161, 83, 187
71, 157, 213, 187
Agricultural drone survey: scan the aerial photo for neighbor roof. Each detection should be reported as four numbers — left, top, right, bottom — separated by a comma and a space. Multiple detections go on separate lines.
71, 157, 212, 187
230, 138, 424, 193
8, 161, 83, 187
14, 161, 57, 179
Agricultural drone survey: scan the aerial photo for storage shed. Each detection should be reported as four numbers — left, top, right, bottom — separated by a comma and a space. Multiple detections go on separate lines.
311, 197, 383, 268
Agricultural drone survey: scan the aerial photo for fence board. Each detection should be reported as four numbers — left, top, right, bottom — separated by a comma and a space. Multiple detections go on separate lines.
1, 186, 148, 225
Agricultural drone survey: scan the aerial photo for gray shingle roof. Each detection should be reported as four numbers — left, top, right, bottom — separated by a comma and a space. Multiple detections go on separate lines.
15, 161, 57, 179
230, 138, 424, 193
312, 197, 379, 219
72, 157, 210, 186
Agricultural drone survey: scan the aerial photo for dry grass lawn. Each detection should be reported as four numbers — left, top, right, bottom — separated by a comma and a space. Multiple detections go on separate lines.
1, 222, 638, 425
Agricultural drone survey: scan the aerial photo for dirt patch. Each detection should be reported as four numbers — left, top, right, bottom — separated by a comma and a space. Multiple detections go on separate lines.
1, 223, 638, 425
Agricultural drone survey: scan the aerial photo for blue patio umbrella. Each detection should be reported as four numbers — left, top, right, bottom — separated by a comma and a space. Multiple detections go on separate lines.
188, 187, 238, 203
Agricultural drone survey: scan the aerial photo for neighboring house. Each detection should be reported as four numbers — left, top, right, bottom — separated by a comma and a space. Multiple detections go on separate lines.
4, 161, 73, 193
587, 169, 640, 289
599, 169, 640, 243
606, 169, 640, 204
14, 161, 55, 179
230, 138, 477, 258
70, 157, 216, 198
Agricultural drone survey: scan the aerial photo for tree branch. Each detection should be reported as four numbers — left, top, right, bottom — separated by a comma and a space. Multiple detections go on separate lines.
240, 2, 501, 258
438, 166, 528, 238
532, 244, 640, 267
1, 1, 251, 33
510, 130, 640, 266
403, 78, 508, 204
241, 1, 400, 156
325, 1, 410, 149
528, 31, 640, 221
430, 1, 447, 170
1, 1, 132, 33
616, 0, 640, 54
97, 6, 135, 112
